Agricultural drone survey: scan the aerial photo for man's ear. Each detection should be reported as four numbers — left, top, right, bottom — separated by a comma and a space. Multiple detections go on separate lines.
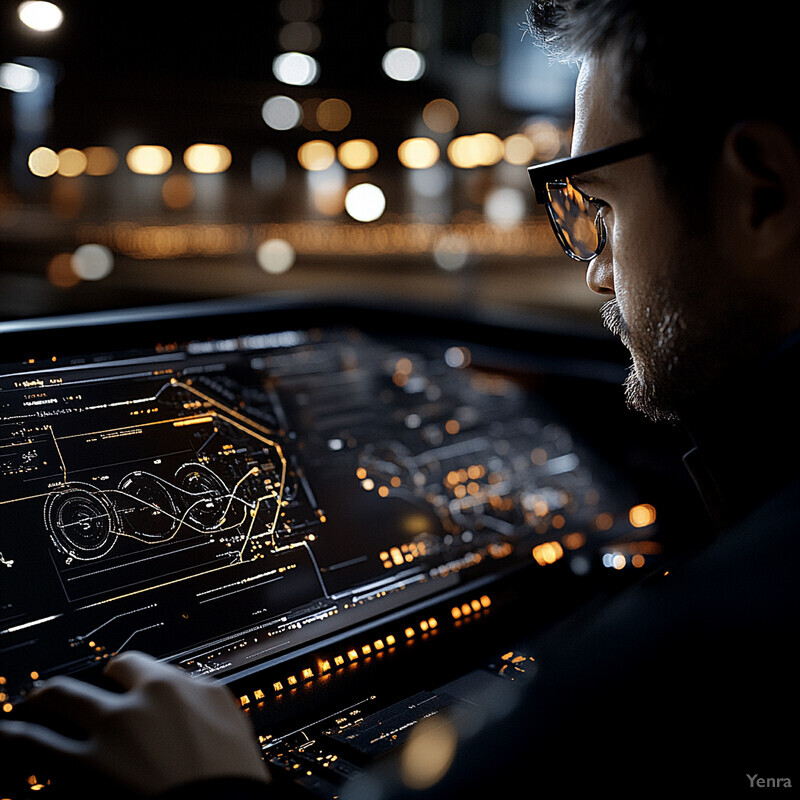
717, 121, 800, 261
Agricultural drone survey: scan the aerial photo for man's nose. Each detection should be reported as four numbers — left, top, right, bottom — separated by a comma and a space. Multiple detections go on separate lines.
585, 254, 614, 295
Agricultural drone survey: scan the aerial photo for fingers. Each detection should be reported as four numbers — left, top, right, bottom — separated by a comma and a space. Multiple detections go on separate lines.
103, 650, 187, 692
0, 717, 87, 758
0, 715, 89, 789
21, 674, 116, 730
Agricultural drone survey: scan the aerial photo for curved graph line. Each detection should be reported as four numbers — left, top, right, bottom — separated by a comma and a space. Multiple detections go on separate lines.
40, 379, 290, 563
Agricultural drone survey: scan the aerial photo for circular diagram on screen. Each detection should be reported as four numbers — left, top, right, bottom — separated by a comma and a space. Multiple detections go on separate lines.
175, 462, 231, 531
117, 471, 180, 541
44, 484, 118, 560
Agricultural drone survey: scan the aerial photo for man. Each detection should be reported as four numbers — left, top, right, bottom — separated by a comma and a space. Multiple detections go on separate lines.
2, 1, 798, 795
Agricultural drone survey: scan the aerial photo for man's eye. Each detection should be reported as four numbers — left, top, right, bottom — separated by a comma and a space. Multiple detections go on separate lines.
593, 199, 611, 218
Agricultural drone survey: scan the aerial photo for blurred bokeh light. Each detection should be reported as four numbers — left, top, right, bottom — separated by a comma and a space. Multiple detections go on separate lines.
0, 0, 597, 323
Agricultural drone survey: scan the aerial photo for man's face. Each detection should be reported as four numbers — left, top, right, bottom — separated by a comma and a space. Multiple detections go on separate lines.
571, 60, 744, 422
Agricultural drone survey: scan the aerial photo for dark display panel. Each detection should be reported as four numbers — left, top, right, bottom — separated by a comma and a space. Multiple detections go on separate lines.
0, 305, 666, 707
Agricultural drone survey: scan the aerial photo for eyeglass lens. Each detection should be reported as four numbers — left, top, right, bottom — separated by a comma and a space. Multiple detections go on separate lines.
545, 180, 604, 261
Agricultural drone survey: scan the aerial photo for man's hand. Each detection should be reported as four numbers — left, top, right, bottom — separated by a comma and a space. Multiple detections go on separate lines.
0, 651, 271, 797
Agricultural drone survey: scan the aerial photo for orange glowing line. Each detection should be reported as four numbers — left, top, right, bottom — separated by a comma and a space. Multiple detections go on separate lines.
173, 415, 214, 427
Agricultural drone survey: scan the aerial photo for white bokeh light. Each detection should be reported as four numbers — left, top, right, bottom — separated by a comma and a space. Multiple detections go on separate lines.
344, 183, 386, 222
432, 234, 470, 271
17, 1, 63, 32
0, 62, 40, 92
256, 239, 296, 274
262, 95, 303, 130
381, 47, 425, 82
71, 244, 114, 281
272, 52, 320, 86
484, 187, 527, 228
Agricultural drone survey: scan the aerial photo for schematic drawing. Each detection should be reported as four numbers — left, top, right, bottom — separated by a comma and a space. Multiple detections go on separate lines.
3, 379, 294, 566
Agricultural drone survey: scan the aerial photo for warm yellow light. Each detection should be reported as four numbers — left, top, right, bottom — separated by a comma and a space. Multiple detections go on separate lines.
398, 137, 439, 169
126, 145, 172, 175
532, 499, 549, 516
28, 146, 58, 177
526, 119, 563, 160
562, 532, 586, 550
316, 97, 351, 131
184, 143, 232, 174
162, 174, 195, 209
47, 252, 79, 288
447, 132, 503, 168
629, 503, 657, 528
56, 147, 87, 177
400, 716, 458, 790
337, 138, 378, 170
532, 541, 564, 566
594, 512, 614, 531
471, 132, 503, 165
297, 139, 336, 171
503, 133, 536, 165
83, 146, 118, 175
422, 98, 459, 133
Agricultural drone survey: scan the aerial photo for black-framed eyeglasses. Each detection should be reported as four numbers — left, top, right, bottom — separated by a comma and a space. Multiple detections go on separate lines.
527, 137, 653, 261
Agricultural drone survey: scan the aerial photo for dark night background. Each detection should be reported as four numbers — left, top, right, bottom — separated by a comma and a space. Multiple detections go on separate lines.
0, 1, 591, 323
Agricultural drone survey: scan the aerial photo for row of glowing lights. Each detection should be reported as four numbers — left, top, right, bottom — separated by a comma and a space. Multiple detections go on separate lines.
296, 129, 542, 172
26, 128, 548, 180
27, 143, 232, 178
238, 597, 492, 706
0, 615, 450, 713
29, 125, 549, 229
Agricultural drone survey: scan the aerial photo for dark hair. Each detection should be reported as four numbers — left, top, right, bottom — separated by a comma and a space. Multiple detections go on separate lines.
525, 1, 795, 133
524, 1, 798, 201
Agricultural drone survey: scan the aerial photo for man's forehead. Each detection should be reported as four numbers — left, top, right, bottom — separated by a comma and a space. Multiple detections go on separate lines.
572, 59, 637, 156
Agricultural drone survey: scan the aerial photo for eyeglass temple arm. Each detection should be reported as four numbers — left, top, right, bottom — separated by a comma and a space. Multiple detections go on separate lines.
527, 136, 654, 203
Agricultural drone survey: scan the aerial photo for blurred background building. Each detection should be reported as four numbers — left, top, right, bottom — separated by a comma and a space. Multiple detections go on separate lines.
0, 0, 599, 324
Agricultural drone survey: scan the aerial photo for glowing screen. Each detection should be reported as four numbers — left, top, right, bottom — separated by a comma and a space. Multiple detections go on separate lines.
1, 323, 650, 700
